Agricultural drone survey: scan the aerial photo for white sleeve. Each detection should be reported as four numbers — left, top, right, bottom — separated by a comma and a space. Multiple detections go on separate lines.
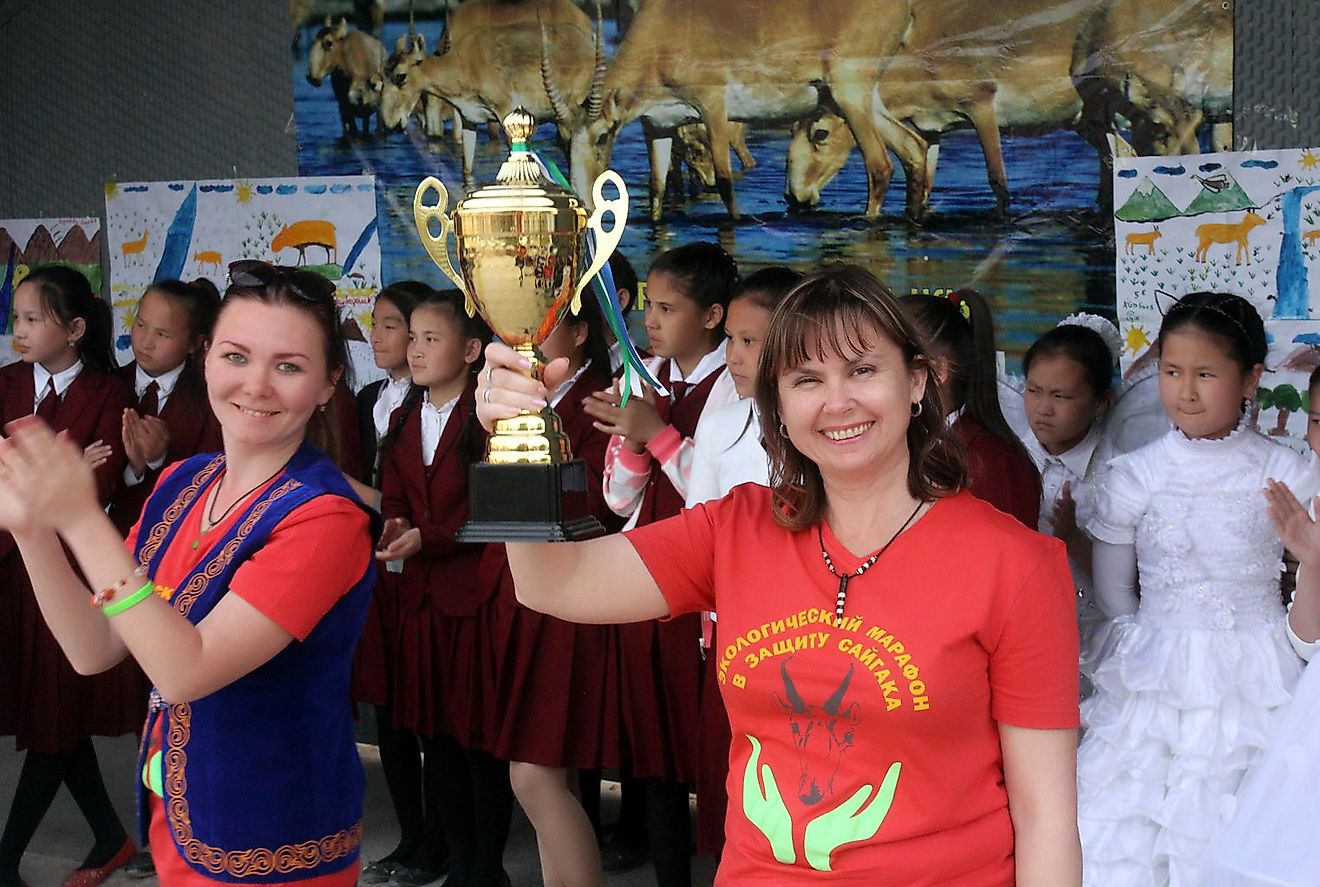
1087, 452, 1152, 545
1285, 609, 1320, 662
1092, 539, 1140, 619
686, 413, 722, 508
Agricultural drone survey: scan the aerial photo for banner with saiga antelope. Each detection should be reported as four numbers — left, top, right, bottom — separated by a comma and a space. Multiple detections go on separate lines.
293, 0, 1231, 364
1114, 146, 1320, 448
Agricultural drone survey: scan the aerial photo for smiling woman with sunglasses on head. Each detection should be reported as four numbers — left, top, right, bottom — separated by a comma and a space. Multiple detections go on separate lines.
0, 261, 378, 886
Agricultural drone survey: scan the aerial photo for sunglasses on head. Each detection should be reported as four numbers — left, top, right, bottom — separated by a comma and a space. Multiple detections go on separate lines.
227, 260, 337, 303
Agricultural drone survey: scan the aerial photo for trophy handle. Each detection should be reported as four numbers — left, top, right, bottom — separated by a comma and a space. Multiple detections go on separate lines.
571, 170, 629, 315
413, 177, 476, 316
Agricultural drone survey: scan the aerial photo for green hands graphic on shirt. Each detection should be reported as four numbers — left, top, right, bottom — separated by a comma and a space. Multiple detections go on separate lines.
743, 734, 902, 872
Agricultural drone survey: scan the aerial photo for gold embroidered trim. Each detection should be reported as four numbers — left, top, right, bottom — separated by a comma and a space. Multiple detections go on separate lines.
138, 455, 225, 567
166, 703, 362, 877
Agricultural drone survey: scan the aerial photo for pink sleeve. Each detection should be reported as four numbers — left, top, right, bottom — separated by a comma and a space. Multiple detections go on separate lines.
603, 434, 653, 517
625, 500, 719, 617
988, 542, 1081, 728
229, 497, 373, 641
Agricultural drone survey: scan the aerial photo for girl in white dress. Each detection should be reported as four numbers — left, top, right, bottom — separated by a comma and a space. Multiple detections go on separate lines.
1077, 292, 1317, 887
1020, 315, 1121, 689
1198, 364, 1320, 887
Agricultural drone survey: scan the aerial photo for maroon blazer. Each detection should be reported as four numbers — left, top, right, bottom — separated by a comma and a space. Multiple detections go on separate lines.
109, 361, 223, 535
380, 380, 497, 616
634, 360, 728, 526
0, 360, 134, 558
954, 414, 1042, 529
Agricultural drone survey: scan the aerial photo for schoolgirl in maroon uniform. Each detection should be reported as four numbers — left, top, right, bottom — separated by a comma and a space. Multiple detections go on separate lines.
351, 280, 442, 886
376, 291, 513, 887
900, 289, 1041, 528
0, 267, 136, 887
490, 298, 626, 886
105, 279, 223, 536
582, 243, 741, 887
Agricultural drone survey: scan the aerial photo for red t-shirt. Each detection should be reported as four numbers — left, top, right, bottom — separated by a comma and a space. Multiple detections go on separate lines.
127, 465, 371, 886
627, 486, 1078, 886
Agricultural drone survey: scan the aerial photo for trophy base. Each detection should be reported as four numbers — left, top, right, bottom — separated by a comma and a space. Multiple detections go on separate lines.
455, 460, 606, 543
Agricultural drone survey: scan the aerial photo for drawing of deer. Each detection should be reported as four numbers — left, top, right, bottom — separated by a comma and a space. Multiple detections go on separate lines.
121, 231, 148, 258
1125, 227, 1162, 255
1194, 211, 1266, 265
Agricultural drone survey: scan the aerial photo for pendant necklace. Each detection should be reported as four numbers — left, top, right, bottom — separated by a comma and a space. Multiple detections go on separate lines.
192, 464, 288, 550
818, 500, 924, 621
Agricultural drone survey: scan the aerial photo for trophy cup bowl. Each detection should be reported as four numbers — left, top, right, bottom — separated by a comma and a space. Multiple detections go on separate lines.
413, 108, 628, 542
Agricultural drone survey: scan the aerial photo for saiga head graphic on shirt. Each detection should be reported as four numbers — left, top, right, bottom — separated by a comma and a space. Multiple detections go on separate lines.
776, 659, 860, 805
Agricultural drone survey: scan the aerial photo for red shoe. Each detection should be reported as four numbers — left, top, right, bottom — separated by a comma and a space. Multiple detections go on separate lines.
60, 838, 135, 887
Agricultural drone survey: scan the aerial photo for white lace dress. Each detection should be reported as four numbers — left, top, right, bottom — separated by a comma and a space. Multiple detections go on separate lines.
1078, 424, 1316, 887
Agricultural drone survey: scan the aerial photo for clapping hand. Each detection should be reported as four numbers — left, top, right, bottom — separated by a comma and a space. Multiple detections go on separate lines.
0, 418, 99, 535
83, 439, 114, 470
123, 409, 170, 475
1052, 481, 1078, 540
1264, 478, 1320, 566
582, 382, 667, 453
376, 516, 421, 561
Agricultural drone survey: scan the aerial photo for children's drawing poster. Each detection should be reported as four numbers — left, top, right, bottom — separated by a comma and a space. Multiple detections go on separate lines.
1114, 147, 1320, 447
104, 176, 383, 385
0, 217, 102, 357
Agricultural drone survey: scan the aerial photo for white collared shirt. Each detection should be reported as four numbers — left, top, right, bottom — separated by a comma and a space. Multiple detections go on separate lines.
420, 391, 460, 467
33, 360, 83, 413
134, 362, 185, 414
123, 362, 188, 486
372, 375, 413, 441
1026, 424, 1105, 538
551, 360, 593, 410
667, 339, 728, 389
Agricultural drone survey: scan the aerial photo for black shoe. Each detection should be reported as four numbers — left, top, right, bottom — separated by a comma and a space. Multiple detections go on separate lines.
122, 851, 156, 880
388, 863, 446, 886
361, 858, 405, 884
600, 839, 648, 873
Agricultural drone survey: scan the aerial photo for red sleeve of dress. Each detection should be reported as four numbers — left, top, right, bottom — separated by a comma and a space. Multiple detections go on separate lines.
229, 496, 372, 641
625, 500, 719, 617
987, 539, 1080, 729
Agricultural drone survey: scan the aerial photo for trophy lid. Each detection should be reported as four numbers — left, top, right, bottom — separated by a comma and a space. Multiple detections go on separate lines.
455, 109, 584, 216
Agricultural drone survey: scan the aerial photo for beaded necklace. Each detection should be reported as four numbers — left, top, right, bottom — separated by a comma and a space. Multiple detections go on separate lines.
818, 501, 924, 621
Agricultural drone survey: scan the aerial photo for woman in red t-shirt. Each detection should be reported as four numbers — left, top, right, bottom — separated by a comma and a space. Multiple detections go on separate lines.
477, 265, 1081, 886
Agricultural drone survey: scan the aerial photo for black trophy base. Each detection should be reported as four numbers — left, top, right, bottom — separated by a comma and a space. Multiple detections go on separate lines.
455, 459, 606, 543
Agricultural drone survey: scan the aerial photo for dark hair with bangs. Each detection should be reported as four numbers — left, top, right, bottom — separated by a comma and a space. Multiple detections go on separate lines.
754, 265, 966, 531
1157, 291, 1266, 374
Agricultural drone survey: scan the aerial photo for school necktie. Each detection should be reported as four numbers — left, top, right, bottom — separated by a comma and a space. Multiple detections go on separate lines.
669, 380, 689, 405
138, 381, 159, 417
36, 380, 59, 420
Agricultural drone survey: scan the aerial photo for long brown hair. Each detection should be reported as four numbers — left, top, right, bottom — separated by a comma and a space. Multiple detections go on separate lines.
755, 265, 966, 531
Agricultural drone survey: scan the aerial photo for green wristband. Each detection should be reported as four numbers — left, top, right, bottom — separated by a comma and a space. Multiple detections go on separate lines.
102, 580, 156, 617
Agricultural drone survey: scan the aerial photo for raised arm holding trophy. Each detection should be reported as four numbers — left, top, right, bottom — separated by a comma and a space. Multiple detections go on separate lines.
413, 108, 638, 542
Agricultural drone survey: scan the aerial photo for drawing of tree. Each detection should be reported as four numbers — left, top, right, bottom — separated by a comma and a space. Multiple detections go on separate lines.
1271, 383, 1302, 436
1251, 385, 1273, 431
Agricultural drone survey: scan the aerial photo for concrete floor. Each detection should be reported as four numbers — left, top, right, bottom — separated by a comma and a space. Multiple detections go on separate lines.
0, 737, 717, 886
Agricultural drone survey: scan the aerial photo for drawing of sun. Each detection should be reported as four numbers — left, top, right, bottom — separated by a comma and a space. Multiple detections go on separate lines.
104, 181, 120, 199
236, 181, 255, 204
1124, 325, 1152, 355
1301, 149, 1320, 170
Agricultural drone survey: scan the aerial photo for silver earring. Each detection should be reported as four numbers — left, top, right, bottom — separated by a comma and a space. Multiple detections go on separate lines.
779, 422, 788, 437
911, 401, 923, 418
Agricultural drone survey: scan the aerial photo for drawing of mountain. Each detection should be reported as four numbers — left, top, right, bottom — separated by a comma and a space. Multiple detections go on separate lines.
23, 226, 58, 264
1183, 171, 1257, 215
1116, 178, 1182, 222
58, 225, 99, 264
0, 229, 13, 261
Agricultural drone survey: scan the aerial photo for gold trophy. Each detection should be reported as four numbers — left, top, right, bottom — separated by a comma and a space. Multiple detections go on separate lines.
413, 108, 628, 542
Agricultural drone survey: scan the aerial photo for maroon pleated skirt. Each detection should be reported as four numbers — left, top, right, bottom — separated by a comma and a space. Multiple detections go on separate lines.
490, 574, 625, 769
9, 566, 147, 753
351, 571, 402, 708
391, 590, 511, 752
696, 638, 731, 856
617, 613, 703, 782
